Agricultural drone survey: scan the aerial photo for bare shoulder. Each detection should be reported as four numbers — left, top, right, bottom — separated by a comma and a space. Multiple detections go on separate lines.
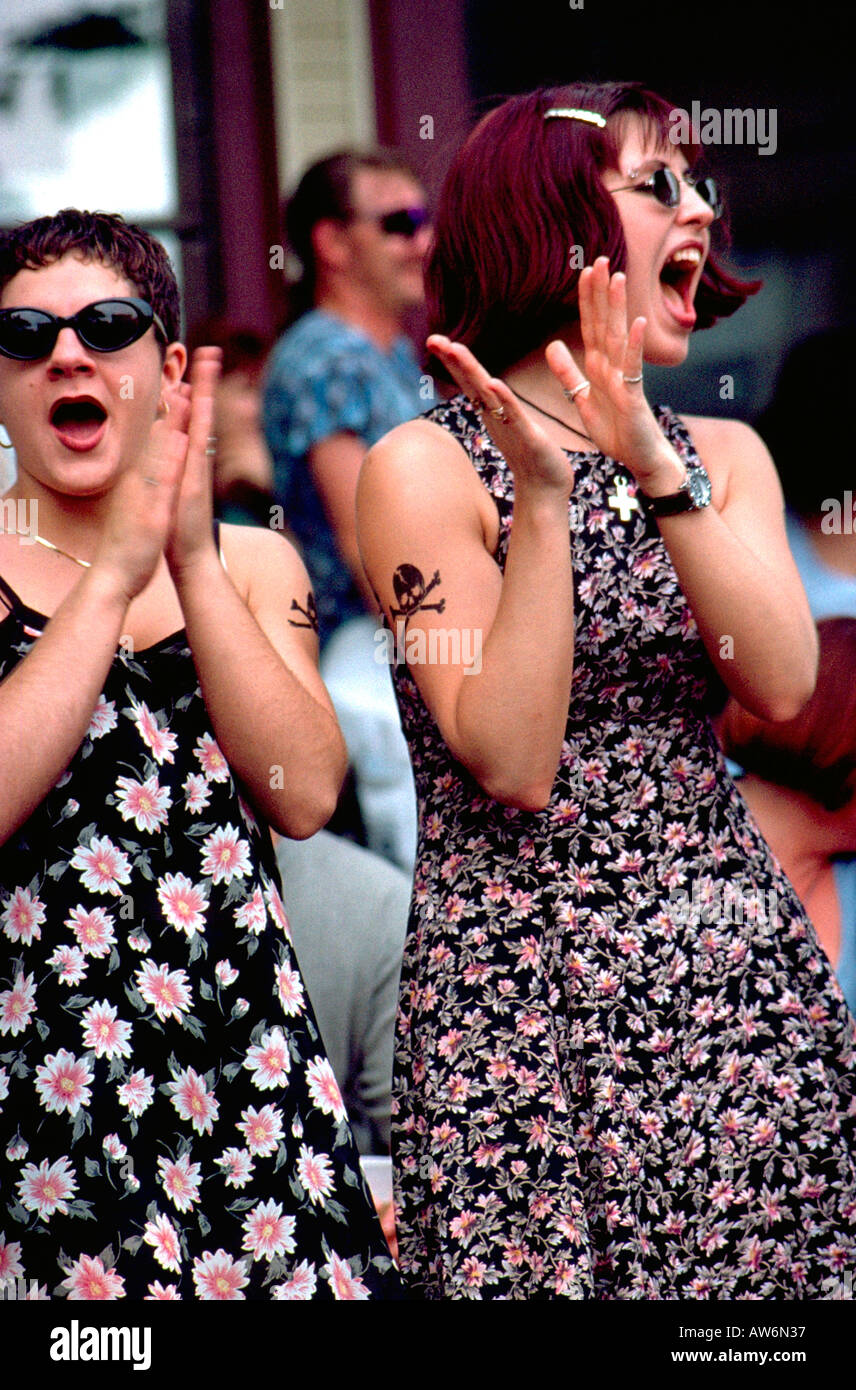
359, 414, 495, 537
218, 522, 310, 597
679, 413, 773, 470
679, 413, 784, 519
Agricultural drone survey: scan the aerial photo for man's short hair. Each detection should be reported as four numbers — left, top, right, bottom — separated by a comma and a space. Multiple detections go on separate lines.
284, 149, 419, 306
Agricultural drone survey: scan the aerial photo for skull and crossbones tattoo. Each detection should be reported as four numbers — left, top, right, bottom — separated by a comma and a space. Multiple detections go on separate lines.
390, 564, 446, 626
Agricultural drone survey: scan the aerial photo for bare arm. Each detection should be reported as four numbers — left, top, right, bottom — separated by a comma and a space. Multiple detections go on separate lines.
654, 416, 816, 719
166, 352, 347, 838
547, 259, 817, 720
310, 432, 377, 611
358, 362, 576, 812
173, 528, 347, 838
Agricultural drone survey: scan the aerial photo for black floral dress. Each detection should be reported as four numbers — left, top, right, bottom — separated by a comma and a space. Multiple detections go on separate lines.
0, 572, 401, 1300
390, 396, 856, 1300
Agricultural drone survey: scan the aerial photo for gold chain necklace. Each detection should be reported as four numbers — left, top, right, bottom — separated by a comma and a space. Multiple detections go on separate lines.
7, 529, 91, 569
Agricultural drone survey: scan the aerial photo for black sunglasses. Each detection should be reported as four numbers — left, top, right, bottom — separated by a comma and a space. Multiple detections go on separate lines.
0, 297, 168, 361
354, 206, 430, 238
612, 168, 722, 220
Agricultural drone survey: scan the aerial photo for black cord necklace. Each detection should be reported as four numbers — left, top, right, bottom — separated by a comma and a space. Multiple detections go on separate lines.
509, 388, 594, 445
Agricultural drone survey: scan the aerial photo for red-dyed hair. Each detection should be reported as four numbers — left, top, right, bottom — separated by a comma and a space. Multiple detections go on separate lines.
427, 81, 759, 379
720, 619, 856, 812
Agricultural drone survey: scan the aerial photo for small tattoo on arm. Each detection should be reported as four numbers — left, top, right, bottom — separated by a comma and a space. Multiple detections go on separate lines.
288, 592, 319, 632
390, 563, 446, 625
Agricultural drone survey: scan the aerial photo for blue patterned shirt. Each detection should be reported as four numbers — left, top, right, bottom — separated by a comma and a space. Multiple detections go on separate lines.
262, 309, 429, 646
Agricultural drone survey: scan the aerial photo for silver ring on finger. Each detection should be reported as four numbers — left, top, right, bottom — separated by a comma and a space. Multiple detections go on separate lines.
491, 405, 509, 423
206, 436, 218, 457
564, 380, 590, 401
143, 476, 159, 486
622, 373, 644, 384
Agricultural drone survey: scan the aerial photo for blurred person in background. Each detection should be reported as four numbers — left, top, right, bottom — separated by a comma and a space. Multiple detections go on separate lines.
263, 150, 432, 871
719, 618, 856, 1016
756, 328, 856, 619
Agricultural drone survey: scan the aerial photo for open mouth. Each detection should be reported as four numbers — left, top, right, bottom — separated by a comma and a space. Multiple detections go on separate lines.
49, 398, 108, 451
659, 246, 703, 324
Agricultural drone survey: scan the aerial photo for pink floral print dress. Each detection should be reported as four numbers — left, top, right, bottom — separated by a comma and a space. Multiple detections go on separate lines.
390, 397, 856, 1299
0, 568, 401, 1300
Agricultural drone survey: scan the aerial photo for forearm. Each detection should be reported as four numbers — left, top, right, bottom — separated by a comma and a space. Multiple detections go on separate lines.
174, 552, 347, 836
0, 569, 129, 844
453, 484, 574, 809
657, 504, 817, 718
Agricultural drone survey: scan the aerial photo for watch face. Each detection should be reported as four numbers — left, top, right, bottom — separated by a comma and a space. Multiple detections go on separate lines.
687, 467, 712, 508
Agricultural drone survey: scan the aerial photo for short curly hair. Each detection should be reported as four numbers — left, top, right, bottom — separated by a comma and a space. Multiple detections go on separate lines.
0, 209, 181, 348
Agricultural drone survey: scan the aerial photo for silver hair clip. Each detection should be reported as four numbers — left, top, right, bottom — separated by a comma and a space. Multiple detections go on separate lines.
543, 107, 607, 128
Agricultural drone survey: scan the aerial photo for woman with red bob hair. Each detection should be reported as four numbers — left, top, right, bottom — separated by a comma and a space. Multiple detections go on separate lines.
357, 79, 856, 1300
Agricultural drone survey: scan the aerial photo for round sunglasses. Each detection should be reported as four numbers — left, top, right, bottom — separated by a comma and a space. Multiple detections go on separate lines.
611, 167, 722, 220
0, 297, 168, 361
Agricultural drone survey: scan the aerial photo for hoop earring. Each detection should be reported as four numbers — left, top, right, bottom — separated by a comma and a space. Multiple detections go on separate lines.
0, 425, 14, 450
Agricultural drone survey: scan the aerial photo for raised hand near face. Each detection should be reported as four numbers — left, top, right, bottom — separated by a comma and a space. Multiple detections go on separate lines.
162, 346, 222, 579
426, 334, 575, 501
544, 257, 685, 489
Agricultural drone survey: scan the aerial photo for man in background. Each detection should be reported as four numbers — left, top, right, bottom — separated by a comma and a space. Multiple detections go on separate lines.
263, 150, 431, 869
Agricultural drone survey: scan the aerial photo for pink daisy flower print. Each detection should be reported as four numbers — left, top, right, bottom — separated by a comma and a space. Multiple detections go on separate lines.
200, 826, 251, 886
0, 970, 36, 1036
66, 905, 116, 958
87, 694, 117, 740
193, 732, 231, 783
62, 1253, 126, 1300
216, 1147, 255, 1188
170, 1066, 220, 1136
241, 1199, 296, 1262
306, 1057, 347, 1124
234, 888, 266, 936
323, 1250, 372, 1301
115, 774, 172, 834
143, 1212, 182, 1274
157, 1153, 202, 1212
34, 1049, 93, 1117
296, 1144, 335, 1205
0, 1067, 8, 1105
264, 880, 290, 937
236, 1104, 284, 1157
1, 885, 45, 945
157, 873, 209, 936
272, 1261, 318, 1300
70, 837, 131, 897
80, 1001, 133, 1060
47, 943, 88, 985
145, 1281, 181, 1300
0, 1232, 23, 1283
243, 1026, 291, 1091
275, 962, 305, 1016
192, 1249, 249, 1300
117, 1069, 155, 1116
134, 960, 192, 1022
182, 772, 211, 815
131, 700, 177, 765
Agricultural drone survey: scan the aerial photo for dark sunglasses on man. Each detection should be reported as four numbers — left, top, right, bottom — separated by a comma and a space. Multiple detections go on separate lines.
612, 167, 722, 220
0, 298, 168, 361
354, 206, 430, 238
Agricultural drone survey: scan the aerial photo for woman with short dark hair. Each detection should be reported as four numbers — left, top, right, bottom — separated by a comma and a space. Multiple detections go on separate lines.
0, 209, 400, 1299
357, 81, 856, 1299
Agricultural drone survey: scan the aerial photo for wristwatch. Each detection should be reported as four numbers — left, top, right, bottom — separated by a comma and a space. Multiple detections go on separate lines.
641, 462, 712, 517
